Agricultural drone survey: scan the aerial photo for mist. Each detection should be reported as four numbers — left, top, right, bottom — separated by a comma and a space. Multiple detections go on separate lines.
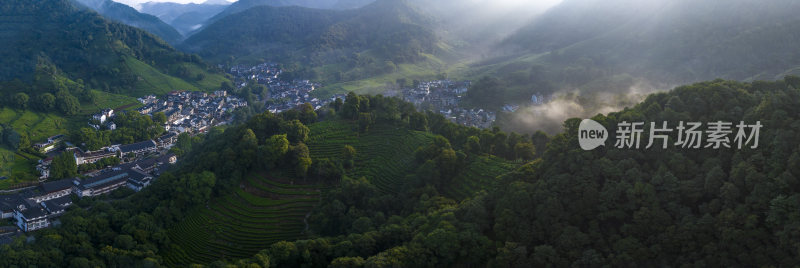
502, 79, 671, 135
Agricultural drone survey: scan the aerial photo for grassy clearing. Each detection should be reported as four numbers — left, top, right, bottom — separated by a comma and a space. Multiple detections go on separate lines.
173, 62, 230, 91
79, 90, 142, 115
124, 56, 229, 97
124, 56, 200, 96
0, 108, 79, 142
0, 147, 38, 188
0, 107, 83, 183
312, 54, 451, 97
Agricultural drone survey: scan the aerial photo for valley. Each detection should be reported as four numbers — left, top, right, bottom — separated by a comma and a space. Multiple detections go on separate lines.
1, 0, 800, 267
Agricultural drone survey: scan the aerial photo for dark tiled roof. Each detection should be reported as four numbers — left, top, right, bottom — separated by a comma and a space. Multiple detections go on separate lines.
43, 195, 71, 213
21, 207, 47, 220
0, 194, 23, 212
127, 169, 151, 184
40, 179, 73, 193
78, 170, 129, 190
48, 195, 72, 207
157, 153, 176, 163
119, 140, 156, 153
135, 158, 158, 170
158, 132, 177, 141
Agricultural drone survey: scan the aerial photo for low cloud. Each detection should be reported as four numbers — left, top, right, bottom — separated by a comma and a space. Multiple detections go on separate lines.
503, 80, 669, 135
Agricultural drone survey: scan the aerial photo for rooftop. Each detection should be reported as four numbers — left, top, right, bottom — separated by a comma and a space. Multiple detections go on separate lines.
43, 195, 72, 213
40, 179, 73, 194
20, 206, 47, 220
118, 140, 157, 153
78, 170, 129, 190
0, 194, 23, 212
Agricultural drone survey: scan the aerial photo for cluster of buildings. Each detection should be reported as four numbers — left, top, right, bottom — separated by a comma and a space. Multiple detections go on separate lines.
442, 108, 497, 129
89, 109, 117, 130
265, 80, 335, 113
530, 92, 548, 106
502, 93, 550, 113
230, 63, 281, 84
6, 87, 250, 234
229, 62, 340, 113
73, 134, 175, 165
400, 80, 469, 108
397, 80, 496, 128
136, 90, 246, 134
1, 152, 176, 232
36, 129, 178, 180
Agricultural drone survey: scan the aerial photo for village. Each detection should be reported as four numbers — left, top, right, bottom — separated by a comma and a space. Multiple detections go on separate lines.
390, 79, 499, 129
229, 63, 553, 129
228, 63, 344, 113
0, 90, 249, 236
391, 79, 552, 129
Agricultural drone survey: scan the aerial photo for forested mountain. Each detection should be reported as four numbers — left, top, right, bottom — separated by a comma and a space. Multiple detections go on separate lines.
204, 0, 338, 26
2, 76, 799, 266
139, 0, 230, 36
73, 0, 183, 45
331, 0, 374, 10
0, 0, 228, 96
183, 0, 439, 83
484, 0, 800, 98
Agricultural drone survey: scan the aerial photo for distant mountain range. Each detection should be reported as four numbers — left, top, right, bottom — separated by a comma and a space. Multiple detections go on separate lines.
139, 1, 230, 36
73, 0, 183, 45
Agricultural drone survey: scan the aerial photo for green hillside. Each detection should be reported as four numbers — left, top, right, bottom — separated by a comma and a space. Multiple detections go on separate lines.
443, 155, 518, 200
182, 0, 442, 91
0, 0, 228, 96
74, 0, 183, 45
307, 120, 434, 193
164, 172, 323, 265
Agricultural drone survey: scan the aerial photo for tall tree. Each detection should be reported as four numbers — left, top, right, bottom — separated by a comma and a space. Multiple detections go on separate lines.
36, 93, 56, 111
51, 151, 77, 179
13, 92, 29, 110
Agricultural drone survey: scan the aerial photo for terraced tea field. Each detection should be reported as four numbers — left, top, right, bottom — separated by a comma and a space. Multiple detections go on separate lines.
163, 173, 323, 265
443, 155, 519, 200
307, 120, 435, 193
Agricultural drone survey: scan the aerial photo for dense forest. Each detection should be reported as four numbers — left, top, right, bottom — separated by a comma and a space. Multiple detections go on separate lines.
1, 76, 798, 266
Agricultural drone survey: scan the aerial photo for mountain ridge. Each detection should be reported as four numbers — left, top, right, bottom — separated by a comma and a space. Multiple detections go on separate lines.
182, 0, 439, 85
73, 0, 183, 45
0, 0, 227, 96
